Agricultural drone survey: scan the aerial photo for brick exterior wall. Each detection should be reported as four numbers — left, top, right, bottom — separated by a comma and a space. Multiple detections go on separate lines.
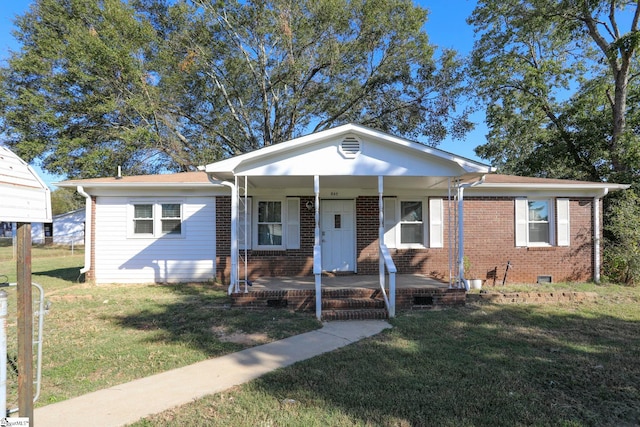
86, 196, 97, 282
459, 197, 594, 285
216, 196, 316, 283
216, 195, 597, 285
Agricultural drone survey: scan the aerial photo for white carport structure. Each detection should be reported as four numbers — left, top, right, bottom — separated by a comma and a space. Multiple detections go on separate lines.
202, 124, 494, 320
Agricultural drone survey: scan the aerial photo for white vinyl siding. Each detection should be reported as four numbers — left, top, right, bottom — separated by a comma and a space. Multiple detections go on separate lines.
95, 197, 215, 284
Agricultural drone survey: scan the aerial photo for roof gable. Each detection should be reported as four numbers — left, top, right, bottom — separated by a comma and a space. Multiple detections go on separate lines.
0, 146, 52, 222
204, 124, 493, 179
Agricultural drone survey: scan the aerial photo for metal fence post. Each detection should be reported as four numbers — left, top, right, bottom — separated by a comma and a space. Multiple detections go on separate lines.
0, 289, 7, 418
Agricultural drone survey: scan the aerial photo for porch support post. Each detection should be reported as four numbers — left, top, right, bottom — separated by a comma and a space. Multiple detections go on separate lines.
457, 184, 465, 289
457, 175, 486, 290
379, 176, 395, 317
230, 179, 239, 293
378, 176, 386, 290
314, 175, 322, 320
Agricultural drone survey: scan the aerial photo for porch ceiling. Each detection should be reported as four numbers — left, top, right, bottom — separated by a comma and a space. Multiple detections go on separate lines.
243, 175, 454, 190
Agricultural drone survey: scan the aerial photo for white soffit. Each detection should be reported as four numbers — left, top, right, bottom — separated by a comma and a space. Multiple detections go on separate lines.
0, 146, 52, 223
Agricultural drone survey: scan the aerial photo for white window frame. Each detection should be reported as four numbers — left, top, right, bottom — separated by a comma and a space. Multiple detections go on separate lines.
398, 199, 426, 248
515, 198, 556, 247
384, 197, 442, 249
254, 199, 285, 250
129, 200, 184, 239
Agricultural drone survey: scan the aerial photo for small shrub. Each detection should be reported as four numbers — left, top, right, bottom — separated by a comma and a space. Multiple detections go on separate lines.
603, 189, 640, 285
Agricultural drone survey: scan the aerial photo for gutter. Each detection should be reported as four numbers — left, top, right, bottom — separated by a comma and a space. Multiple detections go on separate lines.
200, 169, 239, 295
457, 175, 486, 290
76, 186, 92, 276
593, 188, 608, 284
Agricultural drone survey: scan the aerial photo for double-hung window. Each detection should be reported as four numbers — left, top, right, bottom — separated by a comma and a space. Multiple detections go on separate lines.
257, 201, 283, 246
399, 201, 424, 245
131, 202, 183, 238
133, 204, 154, 235
515, 198, 570, 247
384, 198, 441, 249
161, 203, 182, 235
527, 200, 550, 244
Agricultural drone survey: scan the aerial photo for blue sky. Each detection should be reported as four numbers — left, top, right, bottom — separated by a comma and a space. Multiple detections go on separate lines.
0, 0, 487, 187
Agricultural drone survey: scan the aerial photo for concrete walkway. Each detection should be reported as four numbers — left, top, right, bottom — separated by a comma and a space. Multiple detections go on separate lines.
33, 320, 392, 427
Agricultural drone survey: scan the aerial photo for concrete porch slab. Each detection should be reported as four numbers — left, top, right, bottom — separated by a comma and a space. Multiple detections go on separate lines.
243, 274, 452, 291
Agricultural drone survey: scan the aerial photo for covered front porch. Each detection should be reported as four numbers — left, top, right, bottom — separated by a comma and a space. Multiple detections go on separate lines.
230, 274, 466, 320
203, 124, 494, 320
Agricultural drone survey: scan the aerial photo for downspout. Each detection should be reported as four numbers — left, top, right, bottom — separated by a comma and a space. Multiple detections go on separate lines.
457, 175, 486, 290
77, 186, 92, 277
204, 174, 238, 294
593, 188, 608, 284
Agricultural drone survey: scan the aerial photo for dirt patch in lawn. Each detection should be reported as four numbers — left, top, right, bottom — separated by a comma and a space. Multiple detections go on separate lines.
210, 325, 270, 345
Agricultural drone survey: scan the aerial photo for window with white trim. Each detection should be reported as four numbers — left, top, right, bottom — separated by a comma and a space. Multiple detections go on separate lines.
257, 201, 283, 247
133, 204, 154, 235
400, 201, 423, 245
130, 202, 183, 238
527, 200, 550, 244
515, 198, 569, 247
383, 198, 437, 249
161, 203, 182, 235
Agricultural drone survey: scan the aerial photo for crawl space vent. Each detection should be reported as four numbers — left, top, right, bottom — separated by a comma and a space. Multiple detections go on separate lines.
340, 136, 361, 158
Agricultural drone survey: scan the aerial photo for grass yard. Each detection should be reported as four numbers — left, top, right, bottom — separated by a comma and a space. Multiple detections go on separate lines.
0, 243, 321, 408
133, 284, 640, 427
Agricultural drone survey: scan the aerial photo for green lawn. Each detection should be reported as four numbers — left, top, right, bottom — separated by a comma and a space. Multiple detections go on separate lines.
0, 244, 321, 408
133, 284, 640, 427
1, 243, 639, 425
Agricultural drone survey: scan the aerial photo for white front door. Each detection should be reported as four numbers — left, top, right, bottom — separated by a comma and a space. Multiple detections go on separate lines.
321, 200, 355, 272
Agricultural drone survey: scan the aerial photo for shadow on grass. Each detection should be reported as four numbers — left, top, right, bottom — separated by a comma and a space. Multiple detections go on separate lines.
34, 267, 84, 282
238, 303, 640, 427
107, 283, 321, 357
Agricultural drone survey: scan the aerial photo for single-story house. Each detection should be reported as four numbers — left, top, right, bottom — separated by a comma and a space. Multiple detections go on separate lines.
56, 124, 628, 317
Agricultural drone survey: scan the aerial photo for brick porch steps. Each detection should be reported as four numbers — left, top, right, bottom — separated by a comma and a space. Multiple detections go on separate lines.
321, 308, 389, 321
230, 286, 466, 320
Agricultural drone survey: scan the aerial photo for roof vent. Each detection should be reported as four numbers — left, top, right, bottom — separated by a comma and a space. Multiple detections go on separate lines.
340, 136, 361, 158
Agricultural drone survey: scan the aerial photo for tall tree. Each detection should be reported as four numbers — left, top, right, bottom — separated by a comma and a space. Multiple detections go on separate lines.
0, 0, 472, 178
469, 0, 640, 183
